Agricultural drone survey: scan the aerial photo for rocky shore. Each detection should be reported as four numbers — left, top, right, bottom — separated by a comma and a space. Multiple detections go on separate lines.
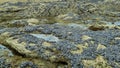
0, 0, 120, 68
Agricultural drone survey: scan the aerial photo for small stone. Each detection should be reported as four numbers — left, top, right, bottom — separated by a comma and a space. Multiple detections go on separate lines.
82, 35, 92, 41
27, 18, 39, 25
88, 23, 105, 31
115, 37, 120, 40
42, 42, 53, 47
97, 44, 106, 50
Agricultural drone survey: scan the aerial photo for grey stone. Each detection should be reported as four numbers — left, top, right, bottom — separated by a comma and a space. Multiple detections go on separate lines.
31, 34, 59, 42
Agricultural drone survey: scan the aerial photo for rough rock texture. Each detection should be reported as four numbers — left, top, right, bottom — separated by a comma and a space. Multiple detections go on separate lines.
0, 0, 120, 68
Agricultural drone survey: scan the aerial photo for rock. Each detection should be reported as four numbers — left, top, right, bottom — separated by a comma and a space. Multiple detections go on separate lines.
96, 21, 120, 29
57, 12, 80, 21
3, 34, 66, 62
0, 44, 13, 57
27, 18, 39, 25
31, 34, 59, 42
88, 24, 105, 31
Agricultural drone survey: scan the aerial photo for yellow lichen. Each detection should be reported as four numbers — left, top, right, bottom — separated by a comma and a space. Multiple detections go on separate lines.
84, 42, 89, 47
82, 35, 92, 41
97, 44, 106, 50
6, 37, 38, 57
70, 44, 87, 54
82, 56, 112, 68
42, 42, 53, 47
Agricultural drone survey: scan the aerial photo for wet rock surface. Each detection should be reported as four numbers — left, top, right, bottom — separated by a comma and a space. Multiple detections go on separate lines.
0, 0, 120, 68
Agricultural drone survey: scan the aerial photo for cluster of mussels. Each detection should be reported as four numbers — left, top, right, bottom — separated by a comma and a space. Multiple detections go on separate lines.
1, 23, 120, 68
0, 0, 120, 68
